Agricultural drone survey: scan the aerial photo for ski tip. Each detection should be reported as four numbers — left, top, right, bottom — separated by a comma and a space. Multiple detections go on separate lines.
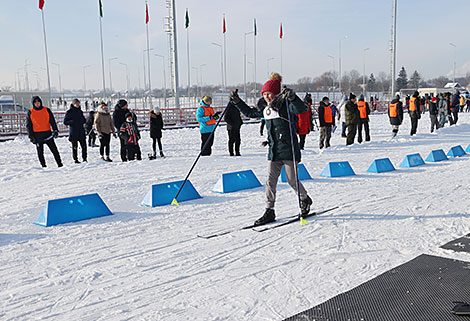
171, 199, 179, 206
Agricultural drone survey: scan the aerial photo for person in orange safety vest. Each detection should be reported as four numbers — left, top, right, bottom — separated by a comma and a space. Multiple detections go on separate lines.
356, 94, 371, 143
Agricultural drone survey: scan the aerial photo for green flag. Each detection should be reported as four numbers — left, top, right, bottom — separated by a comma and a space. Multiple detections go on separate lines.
99, 0, 103, 17
254, 18, 257, 36
185, 8, 189, 28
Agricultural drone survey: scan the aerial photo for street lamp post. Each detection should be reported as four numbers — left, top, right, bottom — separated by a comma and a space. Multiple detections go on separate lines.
211, 42, 224, 91
52, 62, 63, 105
338, 35, 348, 94
155, 54, 167, 109
108, 57, 118, 97
267, 57, 274, 78
83, 64, 91, 97
363, 48, 370, 94
119, 62, 130, 99
199, 64, 207, 88
327, 55, 335, 94
192, 66, 199, 98
244, 31, 254, 96
449, 42, 457, 84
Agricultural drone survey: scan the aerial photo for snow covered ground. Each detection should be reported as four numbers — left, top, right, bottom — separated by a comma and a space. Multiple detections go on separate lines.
1, 112, 470, 320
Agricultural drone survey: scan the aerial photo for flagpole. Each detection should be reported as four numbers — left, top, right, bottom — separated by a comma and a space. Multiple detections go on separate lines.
40, 9, 53, 107
98, 1, 106, 99
146, 1, 152, 106
223, 13, 227, 91
254, 18, 257, 99
280, 23, 283, 75
186, 9, 190, 105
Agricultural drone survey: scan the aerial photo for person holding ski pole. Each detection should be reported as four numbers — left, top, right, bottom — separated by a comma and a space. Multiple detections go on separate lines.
196, 95, 220, 156
229, 73, 313, 226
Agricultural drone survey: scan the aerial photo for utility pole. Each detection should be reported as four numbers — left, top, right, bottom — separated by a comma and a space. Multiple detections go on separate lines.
164, 0, 180, 108
363, 48, 370, 94
390, 0, 398, 97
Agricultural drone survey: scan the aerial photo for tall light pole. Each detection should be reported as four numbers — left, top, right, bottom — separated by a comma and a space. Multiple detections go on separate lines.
327, 55, 335, 92
192, 66, 199, 98
52, 62, 63, 102
338, 36, 348, 94
390, 0, 397, 97
83, 64, 91, 95
119, 62, 130, 98
211, 42, 224, 91
199, 63, 207, 88
267, 57, 274, 78
24, 60, 31, 92
363, 48, 370, 94
108, 57, 117, 96
449, 42, 457, 84
155, 54, 167, 108
16, 68, 22, 91
244, 31, 254, 96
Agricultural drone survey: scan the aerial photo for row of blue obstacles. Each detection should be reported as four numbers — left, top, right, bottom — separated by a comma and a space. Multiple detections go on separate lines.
34, 144, 469, 227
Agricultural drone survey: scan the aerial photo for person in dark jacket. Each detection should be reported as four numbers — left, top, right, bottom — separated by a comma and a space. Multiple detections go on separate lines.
388, 95, 404, 137
148, 107, 164, 158
345, 93, 359, 145
119, 112, 141, 161
229, 73, 313, 226
224, 102, 243, 156
64, 98, 87, 163
296, 93, 313, 150
450, 90, 460, 125
85, 110, 98, 147
113, 99, 129, 161
318, 96, 333, 149
26, 96, 63, 168
409, 91, 421, 136
356, 94, 371, 143
429, 97, 439, 133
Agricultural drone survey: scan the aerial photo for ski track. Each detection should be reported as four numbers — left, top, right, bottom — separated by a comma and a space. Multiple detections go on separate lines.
1, 114, 470, 320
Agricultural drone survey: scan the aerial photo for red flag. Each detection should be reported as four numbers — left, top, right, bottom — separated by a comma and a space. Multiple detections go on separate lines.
223, 16, 226, 33
280, 23, 283, 39
146, 3, 149, 24
39, 0, 45, 10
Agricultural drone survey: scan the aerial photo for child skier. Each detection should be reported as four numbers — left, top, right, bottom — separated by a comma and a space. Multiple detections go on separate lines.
119, 113, 141, 161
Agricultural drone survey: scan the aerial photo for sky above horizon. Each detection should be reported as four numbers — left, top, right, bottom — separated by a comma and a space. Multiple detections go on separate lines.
1, 0, 469, 92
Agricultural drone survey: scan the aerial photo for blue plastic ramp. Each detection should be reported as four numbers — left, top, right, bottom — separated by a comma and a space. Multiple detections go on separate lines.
280, 163, 312, 182
34, 193, 113, 227
212, 170, 262, 193
466, 144, 470, 153
447, 145, 466, 157
425, 149, 448, 162
399, 153, 425, 168
141, 180, 202, 207
320, 161, 356, 177
367, 158, 395, 173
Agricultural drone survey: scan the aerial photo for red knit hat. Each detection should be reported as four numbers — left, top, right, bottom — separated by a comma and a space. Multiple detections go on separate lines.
261, 79, 281, 96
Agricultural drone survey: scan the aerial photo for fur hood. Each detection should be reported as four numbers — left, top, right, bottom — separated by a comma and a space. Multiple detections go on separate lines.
97, 106, 110, 114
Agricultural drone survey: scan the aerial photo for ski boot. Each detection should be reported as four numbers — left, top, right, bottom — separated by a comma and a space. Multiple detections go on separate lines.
254, 208, 275, 226
300, 196, 313, 218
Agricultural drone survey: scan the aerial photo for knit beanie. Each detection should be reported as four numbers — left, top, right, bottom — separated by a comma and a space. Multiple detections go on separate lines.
261, 79, 281, 96
349, 93, 356, 100
117, 99, 128, 108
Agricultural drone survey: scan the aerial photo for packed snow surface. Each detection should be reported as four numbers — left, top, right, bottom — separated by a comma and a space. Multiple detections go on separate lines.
1, 113, 470, 320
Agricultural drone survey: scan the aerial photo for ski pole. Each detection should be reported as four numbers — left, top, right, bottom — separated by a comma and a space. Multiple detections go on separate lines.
171, 101, 231, 205
284, 96, 305, 224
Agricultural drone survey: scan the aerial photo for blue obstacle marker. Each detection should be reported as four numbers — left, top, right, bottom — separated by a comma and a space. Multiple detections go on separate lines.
34, 193, 113, 227
447, 145, 466, 157
141, 180, 202, 207
279, 163, 312, 182
212, 170, 262, 193
399, 153, 425, 168
466, 144, 470, 153
425, 149, 448, 162
320, 161, 356, 177
367, 158, 395, 173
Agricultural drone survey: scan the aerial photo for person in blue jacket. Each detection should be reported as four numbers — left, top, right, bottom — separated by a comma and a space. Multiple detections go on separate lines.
196, 95, 220, 156
64, 98, 87, 163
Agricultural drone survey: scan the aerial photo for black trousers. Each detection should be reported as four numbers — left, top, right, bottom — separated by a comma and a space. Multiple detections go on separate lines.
99, 133, 111, 156
452, 111, 459, 125
346, 124, 357, 145
201, 132, 214, 156
410, 116, 419, 136
71, 139, 87, 161
126, 144, 139, 160
119, 138, 127, 161
36, 138, 62, 167
357, 120, 370, 143
299, 134, 307, 150
88, 131, 96, 146
152, 137, 163, 154
227, 128, 241, 155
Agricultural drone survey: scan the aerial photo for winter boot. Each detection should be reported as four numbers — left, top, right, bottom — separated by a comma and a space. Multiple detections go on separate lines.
105, 156, 113, 162
300, 196, 313, 217
101, 156, 106, 161
74, 159, 81, 164
160, 151, 165, 158
254, 208, 276, 226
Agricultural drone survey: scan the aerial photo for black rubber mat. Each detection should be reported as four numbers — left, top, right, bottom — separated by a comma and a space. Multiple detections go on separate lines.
284, 254, 470, 321
441, 234, 470, 253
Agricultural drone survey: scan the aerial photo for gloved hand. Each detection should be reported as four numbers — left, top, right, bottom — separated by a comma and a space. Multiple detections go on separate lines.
229, 89, 241, 105
98, 134, 103, 140
212, 111, 221, 120
29, 136, 37, 144
261, 140, 269, 147
53, 130, 59, 138
281, 87, 296, 102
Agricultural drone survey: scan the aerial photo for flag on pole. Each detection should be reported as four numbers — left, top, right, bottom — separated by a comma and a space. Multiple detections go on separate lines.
223, 16, 226, 33
280, 23, 283, 39
185, 8, 189, 28
39, 0, 45, 10
254, 18, 257, 36
99, 0, 103, 17
146, 3, 149, 24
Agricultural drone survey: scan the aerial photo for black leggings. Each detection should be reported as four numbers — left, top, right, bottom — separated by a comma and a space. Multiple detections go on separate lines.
88, 131, 96, 146
152, 137, 162, 153
71, 139, 87, 161
36, 138, 62, 167
99, 133, 111, 156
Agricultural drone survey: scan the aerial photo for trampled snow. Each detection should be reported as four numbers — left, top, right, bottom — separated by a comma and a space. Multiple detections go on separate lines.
1, 113, 470, 320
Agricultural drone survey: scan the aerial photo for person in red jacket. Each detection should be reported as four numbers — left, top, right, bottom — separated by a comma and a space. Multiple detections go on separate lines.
318, 96, 334, 149
296, 93, 313, 150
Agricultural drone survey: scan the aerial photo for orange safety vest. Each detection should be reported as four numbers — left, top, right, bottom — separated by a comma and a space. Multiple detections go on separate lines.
409, 97, 417, 111
389, 103, 398, 117
201, 105, 216, 125
357, 101, 367, 119
324, 105, 333, 123
30, 107, 51, 132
